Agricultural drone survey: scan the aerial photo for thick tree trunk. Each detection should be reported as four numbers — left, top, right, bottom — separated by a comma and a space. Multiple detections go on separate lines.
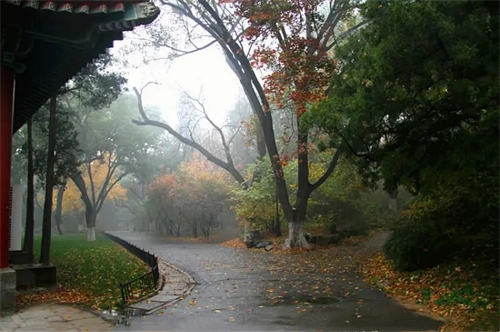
70, 173, 99, 240
283, 116, 312, 249
40, 93, 58, 264
87, 227, 96, 241
54, 181, 66, 235
86, 212, 97, 241
284, 219, 310, 249
23, 117, 35, 263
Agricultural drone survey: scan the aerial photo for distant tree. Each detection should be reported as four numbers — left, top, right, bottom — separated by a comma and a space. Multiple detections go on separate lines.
23, 52, 128, 253
70, 94, 162, 240
62, 156, 128, 219
116, 134, 184, 232
133, 84, 247, 185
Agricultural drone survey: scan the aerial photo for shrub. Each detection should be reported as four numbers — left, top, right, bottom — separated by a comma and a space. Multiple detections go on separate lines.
384, 189, 498, 271
384, 219, 454, 271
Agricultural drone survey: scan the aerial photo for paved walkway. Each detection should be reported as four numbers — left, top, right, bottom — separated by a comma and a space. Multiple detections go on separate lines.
0, 304, 112, 332
111, 231, 443, 332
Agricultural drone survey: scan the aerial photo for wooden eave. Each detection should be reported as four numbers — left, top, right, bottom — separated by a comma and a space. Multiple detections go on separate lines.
0, 0, 160, 132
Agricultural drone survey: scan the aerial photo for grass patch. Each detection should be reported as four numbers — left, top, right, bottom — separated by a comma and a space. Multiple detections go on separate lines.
18, 233, 150, 310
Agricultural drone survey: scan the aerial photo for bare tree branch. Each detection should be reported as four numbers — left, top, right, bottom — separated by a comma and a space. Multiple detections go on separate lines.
132, 84, 246, 185
183, 91, 236, 168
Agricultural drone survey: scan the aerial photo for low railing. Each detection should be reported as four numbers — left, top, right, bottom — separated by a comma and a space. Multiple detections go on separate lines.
119, 268, 157, 303
103, 232, 160, 303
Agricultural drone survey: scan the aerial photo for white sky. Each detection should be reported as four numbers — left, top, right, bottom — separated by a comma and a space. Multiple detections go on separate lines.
110, 33, 242, 129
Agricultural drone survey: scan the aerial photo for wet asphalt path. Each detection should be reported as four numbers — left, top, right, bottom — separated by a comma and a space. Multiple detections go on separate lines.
113, 232, 442, 331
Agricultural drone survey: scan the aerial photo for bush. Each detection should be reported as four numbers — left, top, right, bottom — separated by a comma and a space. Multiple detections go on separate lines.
384, 190, 499, 272
384, 220, 455, 271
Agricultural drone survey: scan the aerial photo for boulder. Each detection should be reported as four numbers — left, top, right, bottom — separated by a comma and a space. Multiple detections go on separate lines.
265, 245, 273, 251
255, 241, 272, 249
244, 230, 261, 248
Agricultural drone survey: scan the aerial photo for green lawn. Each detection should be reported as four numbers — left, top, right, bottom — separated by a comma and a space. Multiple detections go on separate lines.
22, 233, 150, 310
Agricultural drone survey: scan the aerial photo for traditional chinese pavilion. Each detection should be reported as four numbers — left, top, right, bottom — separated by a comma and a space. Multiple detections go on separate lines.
0, 0, 160, 311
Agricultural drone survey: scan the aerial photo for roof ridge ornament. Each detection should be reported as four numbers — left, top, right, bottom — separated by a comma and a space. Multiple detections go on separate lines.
40, 1, 56, 11
90, 4, 108, 14
97, 1, 160, 32
57, 3, 73, 13
74, 5, 90, 14
23, 1, 39, 10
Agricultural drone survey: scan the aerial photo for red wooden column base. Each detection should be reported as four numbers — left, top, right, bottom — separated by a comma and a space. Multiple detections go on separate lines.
0, 66, 15, 269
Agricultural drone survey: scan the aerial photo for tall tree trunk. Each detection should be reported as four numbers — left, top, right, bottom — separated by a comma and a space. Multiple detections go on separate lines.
23, 117, 35, 263
283, 114, 312, 249
54, 181, 66, 235
273, 187, 282, 236
71, 173, 97, 241
40, 93, 58, 264
284, 203, 311, 249
86, 210, 97, 241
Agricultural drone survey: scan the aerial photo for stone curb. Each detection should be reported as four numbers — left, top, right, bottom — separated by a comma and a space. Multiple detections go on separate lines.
141, 260, 197, 315
104, 232, 197, 316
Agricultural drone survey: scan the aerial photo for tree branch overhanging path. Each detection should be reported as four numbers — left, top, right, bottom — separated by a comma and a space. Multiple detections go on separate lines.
132, 83, 247, 186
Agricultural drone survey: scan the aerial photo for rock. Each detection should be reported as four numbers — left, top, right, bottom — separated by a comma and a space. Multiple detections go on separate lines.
244, 230, 261, 248
255, 241, 272, 249
244, 241, 256, 248
265, 245, 273, 251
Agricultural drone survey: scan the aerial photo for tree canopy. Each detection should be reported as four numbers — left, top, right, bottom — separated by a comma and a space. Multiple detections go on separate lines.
308, 0, 498, 203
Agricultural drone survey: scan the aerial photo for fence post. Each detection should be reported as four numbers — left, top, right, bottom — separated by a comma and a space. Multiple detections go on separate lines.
119, 283, 126, 304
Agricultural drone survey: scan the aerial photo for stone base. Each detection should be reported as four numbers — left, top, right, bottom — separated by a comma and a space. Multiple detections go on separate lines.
0, 268, 17, 313
11, 264, 56, 288
9, 251, 34, 265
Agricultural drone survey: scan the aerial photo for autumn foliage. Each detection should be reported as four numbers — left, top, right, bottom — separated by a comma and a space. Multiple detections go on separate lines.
226, 0, 336, 114
363, 253, 499, 332
148, 156, 235, 238
60, 157, 127, 215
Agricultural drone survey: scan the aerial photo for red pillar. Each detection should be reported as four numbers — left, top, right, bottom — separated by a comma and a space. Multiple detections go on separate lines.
0, 67, 15, 269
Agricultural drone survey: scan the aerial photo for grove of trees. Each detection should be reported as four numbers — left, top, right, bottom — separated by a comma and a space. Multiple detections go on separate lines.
12, 0, 498, 275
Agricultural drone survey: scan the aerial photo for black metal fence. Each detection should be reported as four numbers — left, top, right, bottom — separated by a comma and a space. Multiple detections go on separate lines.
104, 232, 160, 303
119, 269, 157, 303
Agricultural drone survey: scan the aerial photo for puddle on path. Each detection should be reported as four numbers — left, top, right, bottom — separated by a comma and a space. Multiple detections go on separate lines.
266, 293, 341, 306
